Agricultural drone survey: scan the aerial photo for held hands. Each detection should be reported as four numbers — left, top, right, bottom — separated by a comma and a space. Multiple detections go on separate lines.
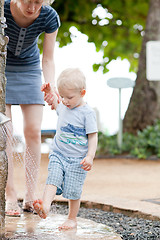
41, 82, 52, 94
80, 156, 93, 171
41, 83, 60, 110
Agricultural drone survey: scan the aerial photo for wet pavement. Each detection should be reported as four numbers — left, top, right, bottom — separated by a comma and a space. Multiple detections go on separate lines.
5, 212, 122, 239
5, 154, 160, 239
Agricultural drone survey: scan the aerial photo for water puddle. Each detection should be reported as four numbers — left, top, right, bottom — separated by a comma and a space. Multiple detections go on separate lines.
5, 213, 122, 239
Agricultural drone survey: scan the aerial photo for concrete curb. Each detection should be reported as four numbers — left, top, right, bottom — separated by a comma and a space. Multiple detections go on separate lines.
50, 199, 160, 221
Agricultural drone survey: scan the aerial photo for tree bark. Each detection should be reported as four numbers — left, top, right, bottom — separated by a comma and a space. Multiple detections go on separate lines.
123, 0, 160, 134
0, 1, 8, 238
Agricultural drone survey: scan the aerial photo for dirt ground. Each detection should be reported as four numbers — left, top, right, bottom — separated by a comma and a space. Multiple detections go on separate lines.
12, 153, 160, 219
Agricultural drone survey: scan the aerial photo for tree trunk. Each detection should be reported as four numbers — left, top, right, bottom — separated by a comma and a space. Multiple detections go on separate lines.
0, 1, 8, 238
123, 0, 160, 134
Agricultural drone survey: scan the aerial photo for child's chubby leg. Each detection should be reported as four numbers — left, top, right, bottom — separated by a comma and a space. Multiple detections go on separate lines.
33, 184, 57, 219
59, 199, 80, 230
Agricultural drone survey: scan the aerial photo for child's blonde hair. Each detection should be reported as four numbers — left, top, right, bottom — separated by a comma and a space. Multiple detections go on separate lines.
12, 0, 54, 6
57, 68, 86, 91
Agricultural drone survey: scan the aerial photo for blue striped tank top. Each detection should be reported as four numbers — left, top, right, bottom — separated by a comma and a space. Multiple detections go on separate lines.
4, 0, 60, 69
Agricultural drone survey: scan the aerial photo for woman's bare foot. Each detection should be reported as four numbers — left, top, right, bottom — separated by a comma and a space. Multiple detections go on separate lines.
33, 199, 47, 219
58, 218, 77, 231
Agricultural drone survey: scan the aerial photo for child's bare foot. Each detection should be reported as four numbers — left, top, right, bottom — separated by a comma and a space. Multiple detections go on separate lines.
33, 200, 47, 219
58, 218, 77, 231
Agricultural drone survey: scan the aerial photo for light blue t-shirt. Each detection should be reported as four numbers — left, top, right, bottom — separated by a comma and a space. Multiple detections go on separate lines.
50, 103, 98, 158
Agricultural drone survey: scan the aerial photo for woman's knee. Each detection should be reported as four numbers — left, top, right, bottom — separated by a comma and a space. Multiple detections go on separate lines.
24, 124, 41, 142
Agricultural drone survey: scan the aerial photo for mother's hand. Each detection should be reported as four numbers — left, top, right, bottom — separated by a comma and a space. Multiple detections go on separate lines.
41, 83, 61, 110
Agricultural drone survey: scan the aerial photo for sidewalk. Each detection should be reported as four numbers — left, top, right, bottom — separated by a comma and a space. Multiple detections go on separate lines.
13, 154, 160, 220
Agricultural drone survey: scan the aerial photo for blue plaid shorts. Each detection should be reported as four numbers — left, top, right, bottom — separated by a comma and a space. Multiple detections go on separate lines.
46, 152, 87, 200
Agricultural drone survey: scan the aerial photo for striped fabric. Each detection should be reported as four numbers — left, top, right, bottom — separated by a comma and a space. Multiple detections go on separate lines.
4, 0, 60, 67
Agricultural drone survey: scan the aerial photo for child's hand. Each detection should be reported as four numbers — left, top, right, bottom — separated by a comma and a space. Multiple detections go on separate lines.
44, 92, 55, 106
80, 156, 93, 171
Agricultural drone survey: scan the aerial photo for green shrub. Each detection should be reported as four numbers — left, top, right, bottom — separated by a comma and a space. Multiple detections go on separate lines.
97, 119, 160, 159
96, 132, 120, 156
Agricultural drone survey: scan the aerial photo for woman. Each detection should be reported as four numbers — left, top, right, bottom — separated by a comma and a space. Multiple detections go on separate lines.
4, 0, 60, 216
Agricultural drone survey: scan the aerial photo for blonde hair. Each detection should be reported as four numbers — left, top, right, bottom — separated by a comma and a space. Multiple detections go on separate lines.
57, 68, 86, 91
12, 0, 54, 6
43, 0, 55, 5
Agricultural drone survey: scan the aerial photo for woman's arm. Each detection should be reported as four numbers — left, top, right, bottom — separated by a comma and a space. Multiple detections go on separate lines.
42, 30, 58, 90
42, 30, 60, 109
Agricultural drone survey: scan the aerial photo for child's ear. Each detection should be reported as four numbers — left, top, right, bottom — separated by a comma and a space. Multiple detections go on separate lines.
81, 89, 86, 97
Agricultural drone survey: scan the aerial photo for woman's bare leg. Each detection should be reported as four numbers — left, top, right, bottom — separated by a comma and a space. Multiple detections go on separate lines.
21, 104, 43, 206
5, 105, 20, 209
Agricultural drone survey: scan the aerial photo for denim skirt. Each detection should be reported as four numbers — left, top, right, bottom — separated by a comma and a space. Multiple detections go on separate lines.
5, 65, 45, 105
